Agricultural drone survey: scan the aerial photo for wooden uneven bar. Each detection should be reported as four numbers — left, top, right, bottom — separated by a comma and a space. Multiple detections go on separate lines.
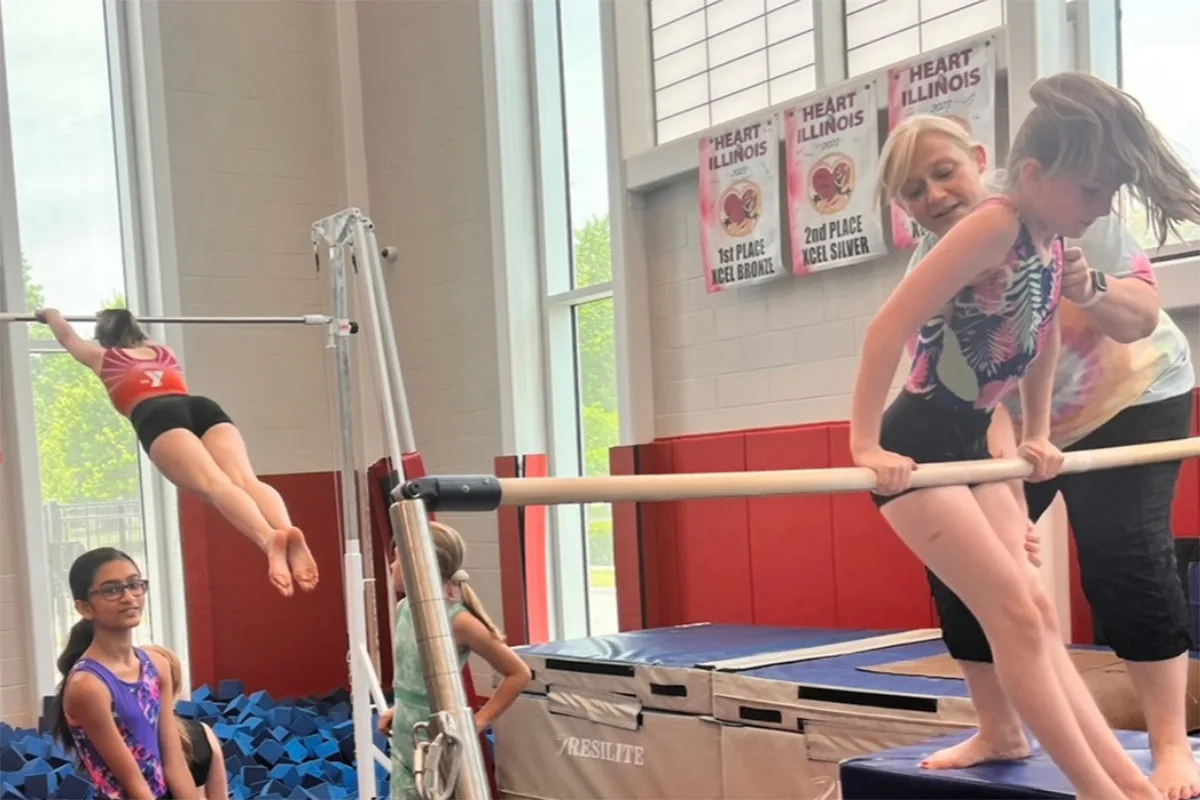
0, 312, 334, 325
495, 436, 1200, 506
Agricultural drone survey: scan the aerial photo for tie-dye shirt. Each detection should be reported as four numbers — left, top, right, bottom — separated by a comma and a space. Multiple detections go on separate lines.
907, 213, 1193, 448
904, 196, 1064, 412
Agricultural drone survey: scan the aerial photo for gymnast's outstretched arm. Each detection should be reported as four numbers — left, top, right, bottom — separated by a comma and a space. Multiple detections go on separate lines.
34, 308, 105, 373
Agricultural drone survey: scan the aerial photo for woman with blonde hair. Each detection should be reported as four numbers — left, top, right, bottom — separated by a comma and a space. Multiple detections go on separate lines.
142, 644, 229, 800
879, 93, 1199, 799
378, 522, 532, 799
854, 71, 1200, 798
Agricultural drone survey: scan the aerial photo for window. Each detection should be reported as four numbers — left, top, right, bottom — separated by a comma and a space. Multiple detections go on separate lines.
533, 0, 622, 637
1, 0, 166, 698
1119, 0, 1200, 254
845, 0, 1004, 77
650, 0, 816, 143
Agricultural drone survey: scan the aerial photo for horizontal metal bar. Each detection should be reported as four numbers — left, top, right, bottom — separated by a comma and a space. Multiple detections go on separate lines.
403, 436, 1200, 510
0, 312, 353, 328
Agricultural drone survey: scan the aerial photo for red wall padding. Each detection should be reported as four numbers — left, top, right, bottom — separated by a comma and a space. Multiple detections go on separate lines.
182, 473, 348, 696
828, 423, 934, 629
637, 441, 679, 629
1171, 388, 1199, 538
744, 425, 837, 627
610, 446, 643, 632
669, 434, 754, 624
522, 455, 550, 644
495, 455, 528, 646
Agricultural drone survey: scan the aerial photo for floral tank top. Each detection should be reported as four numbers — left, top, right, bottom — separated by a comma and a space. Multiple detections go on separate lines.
67, 648, 165, 799
905, 196, 1064, 412
908, 213, 1193, 447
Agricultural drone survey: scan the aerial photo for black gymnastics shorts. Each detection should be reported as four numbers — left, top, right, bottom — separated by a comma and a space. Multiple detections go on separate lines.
870, 390, 994, 508
129, 394, 234, 454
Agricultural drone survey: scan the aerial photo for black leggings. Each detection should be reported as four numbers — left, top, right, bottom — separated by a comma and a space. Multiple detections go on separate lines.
931, 390, 1195, 663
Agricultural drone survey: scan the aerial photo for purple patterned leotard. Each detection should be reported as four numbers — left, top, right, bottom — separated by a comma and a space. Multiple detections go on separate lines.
67, 648, 166, 799
905, 195, 1064, 411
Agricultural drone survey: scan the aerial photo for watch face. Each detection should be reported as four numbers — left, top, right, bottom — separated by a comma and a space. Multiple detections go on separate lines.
1093, 270, 1108, 292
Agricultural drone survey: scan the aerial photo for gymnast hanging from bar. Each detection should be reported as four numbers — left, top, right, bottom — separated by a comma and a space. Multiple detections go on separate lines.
35, 307, 319, 597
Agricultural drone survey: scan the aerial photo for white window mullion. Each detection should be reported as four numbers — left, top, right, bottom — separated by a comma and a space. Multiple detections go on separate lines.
0, 9, 56, 716
105, 0, 190, 693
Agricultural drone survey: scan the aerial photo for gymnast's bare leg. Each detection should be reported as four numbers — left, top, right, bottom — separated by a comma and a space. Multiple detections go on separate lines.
147, 428, 295, 596
200, 422, 319, 592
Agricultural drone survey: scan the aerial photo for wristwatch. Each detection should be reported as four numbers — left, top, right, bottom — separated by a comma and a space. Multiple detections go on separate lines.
1077, 269, 1108, 308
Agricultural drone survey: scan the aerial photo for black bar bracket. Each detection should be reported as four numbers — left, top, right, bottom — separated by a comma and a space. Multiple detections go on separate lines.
398, 476, 503, 513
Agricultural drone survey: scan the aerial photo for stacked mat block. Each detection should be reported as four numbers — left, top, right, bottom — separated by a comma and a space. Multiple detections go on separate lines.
1, 680, 390, 800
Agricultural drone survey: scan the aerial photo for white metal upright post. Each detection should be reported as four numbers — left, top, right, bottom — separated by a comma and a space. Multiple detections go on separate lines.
313, 213, 379, 800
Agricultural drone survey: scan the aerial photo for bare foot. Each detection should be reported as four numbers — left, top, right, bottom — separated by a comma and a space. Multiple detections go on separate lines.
1150, 744, 1200, 800
286, 527, 320, 591
266, 530, 294, 597
920, 731, 1032, 770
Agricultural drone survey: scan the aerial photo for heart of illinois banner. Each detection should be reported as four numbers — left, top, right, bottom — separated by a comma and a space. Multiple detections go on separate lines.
698, 115, 784, 293
785, 81, 886, 275
886, 36, 996, 250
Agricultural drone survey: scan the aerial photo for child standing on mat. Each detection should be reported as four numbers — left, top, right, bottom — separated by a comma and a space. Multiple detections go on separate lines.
35, 307, 319, 597
378, 522, 531, 799
852, 71, 1200, 799
53, 548, 197, 799
143, 644, 229, 800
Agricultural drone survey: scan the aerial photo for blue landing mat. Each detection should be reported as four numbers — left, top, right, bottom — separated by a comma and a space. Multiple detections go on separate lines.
515, 623, 892, 668
841, 729, 1200, 799
727, 638, 970, 697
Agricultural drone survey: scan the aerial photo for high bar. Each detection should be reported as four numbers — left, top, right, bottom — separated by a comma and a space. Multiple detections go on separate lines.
0, 312, 358, 331
401, 435, 1200, 512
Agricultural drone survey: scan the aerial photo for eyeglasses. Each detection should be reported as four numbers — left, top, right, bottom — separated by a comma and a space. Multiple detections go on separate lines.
90, 579, 150, 602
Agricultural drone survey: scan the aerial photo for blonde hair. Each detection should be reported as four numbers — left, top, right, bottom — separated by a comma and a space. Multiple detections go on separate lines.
429, 522, 505, 641
142, 644, 196, 760
876, 114, 980, 208
1007, 71, 1200, 246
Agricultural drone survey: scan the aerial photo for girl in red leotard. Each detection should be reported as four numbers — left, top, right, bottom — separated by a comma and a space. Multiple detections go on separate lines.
36, 307, 318, 597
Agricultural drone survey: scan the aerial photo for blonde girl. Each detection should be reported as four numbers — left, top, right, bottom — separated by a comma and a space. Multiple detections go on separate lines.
379, 522, 531, 799
853, 71, 1200, 799
142, 645, 229, 800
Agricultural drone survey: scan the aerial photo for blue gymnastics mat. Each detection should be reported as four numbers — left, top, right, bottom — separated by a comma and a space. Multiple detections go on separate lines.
841, 729, 1200, 799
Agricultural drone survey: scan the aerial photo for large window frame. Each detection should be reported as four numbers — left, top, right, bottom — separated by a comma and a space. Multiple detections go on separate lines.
0, 0, 189, 714
530, 0, 625, 640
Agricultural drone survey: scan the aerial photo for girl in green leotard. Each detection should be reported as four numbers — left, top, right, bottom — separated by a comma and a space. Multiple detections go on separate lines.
378, 522, 531, 799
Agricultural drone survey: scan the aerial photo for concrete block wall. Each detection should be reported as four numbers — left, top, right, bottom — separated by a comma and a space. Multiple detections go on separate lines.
356, 0, 503, 688
158, 0, 341, 476
645, 176, 912, 438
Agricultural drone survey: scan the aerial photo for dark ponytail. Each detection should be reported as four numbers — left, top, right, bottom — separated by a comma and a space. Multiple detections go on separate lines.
52, 620, 96, 750
51, 547, 138, 750
94, 308, 148, 349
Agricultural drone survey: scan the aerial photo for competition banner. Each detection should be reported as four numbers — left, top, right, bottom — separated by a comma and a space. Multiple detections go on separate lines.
698, 115, 784, 293
785, 81, 886, 275
886, 36, 996, 249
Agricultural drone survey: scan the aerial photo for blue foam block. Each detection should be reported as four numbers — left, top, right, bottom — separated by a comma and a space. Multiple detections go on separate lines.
213, 721, 238, 740
1, 746, 26, 772
271, 725, 290, 741
241, 765, 269, 789
226, 694, 249, 716
192, 684, 213, 703
234, 732, 255, 755
268, 707, 294, 728
283, 739, 308, 763
255, 739, 286, 766
313, 740, 340, 760
217, 679, 245, 702
20, 756, 51, 775
175, 700, 198, 719
237, 716, 268, 737
1188, 562, 1198, 602
1, 781, 25, 799
197, 700, 222, 717
56, 772, 91, 799
268, 764, 300, 788
289, 714, 318, 737
248, 690, 276, 711
327, 702, 351, 724
21, 736, 50, 760
260, 779, 290, 799
0, 722, 13, 747
23, 771, 55, 798
298, 771, 325, 789
330, 720, 353, 742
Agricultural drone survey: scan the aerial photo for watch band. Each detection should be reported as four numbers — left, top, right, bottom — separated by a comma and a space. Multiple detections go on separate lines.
1076, 270, 1107, 308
